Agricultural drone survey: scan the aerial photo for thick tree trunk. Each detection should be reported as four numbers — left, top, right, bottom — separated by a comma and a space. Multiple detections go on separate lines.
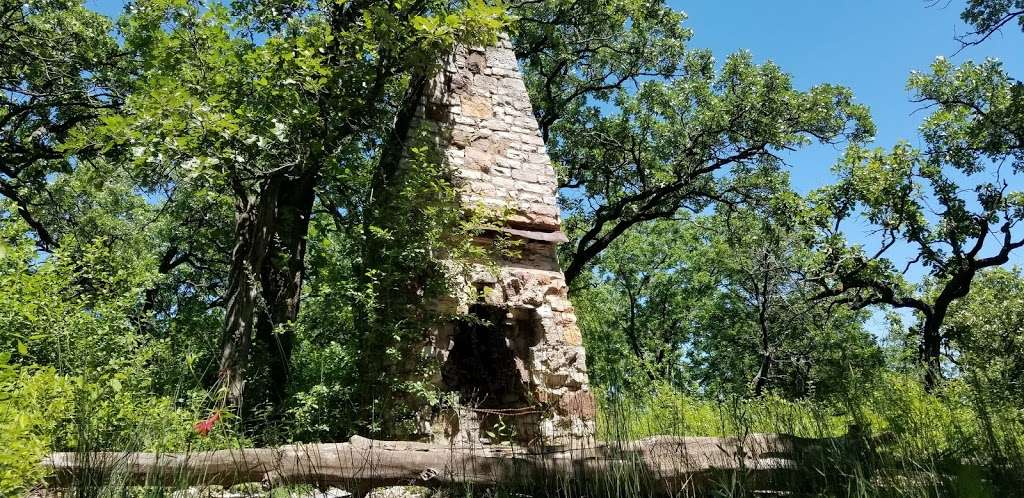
218, 172, 317, 412
219, 192, 274, 407
43, 435, 822, 495
255, 173, 317, 409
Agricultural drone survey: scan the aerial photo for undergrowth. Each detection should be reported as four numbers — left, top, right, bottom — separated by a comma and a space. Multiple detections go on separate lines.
3, 370, 1022, 497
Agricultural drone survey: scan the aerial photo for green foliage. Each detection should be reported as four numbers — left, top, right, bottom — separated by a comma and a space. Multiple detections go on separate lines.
960, 0, 1024, 45
576, 206, 883, 401
504, 0, 876, 284
912, 57, 1024, 174
550, 45, 874, 282
805, 56, 1024, 387
0, 208, 235, 490
0, 364, 70, 496
513, 0, 691, 138
1, 0, 1024, 494
346, 131, 510, 437
946, 267, 1024, 406
0, 0, 125, 257
597, 373, 1024, 496
70, 0, 510, 423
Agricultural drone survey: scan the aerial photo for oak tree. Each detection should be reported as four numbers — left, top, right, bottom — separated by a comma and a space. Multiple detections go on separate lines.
806, 57, 1024, 389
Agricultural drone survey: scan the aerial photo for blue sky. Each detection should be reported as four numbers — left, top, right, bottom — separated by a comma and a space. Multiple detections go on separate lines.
677, 1, 1022, 193
673, 1, 1023, 333
681, 2, 1024, 265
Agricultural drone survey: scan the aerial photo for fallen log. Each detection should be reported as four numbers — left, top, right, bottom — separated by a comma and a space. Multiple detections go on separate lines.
43, 434, 838, 495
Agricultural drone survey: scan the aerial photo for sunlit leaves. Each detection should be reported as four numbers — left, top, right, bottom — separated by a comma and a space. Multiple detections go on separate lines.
552, 43, 873, 281
960, 0, 1024, 45
911, 58, 1023, 175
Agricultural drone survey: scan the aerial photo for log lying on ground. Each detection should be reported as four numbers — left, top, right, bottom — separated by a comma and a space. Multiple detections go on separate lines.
43, 434, 840, 495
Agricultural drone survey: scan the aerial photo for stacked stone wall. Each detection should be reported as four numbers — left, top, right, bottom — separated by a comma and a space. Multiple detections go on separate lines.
420, 37, 561, 232
411, 36, 595, 445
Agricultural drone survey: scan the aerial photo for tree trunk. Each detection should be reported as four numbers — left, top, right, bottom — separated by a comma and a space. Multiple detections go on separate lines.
751, 280, 773, 397
255, 172, 317, 409
43, 435, 825, 495
218, 192, 274, 408
218, 172, 317, 413
920, 313, 944, 392
752, 352, 772, 398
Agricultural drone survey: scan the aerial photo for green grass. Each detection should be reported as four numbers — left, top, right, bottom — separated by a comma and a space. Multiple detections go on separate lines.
6, 374, 1023, 497
592, 375, 1023, 497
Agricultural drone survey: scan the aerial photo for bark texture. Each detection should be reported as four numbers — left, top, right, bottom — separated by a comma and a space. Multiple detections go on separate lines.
218, 172, 317, 411
43, 435, 832, 495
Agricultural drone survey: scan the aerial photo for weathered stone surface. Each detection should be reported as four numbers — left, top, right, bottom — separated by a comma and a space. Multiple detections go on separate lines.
559, 390, 597, 419
417, 38, 564, 233
293, 487, 352, 498
563, 324, 583, 346
410, 35, 593, 445
460, 95, 492, 119
167, 487, 251, 498
465, 51, 487, 74
365, 487, 430, 498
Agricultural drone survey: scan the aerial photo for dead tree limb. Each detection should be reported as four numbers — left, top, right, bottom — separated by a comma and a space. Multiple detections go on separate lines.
43, 434, 834, 495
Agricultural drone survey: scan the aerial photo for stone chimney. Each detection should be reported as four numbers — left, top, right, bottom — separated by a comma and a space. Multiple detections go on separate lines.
411, 36, 595, 445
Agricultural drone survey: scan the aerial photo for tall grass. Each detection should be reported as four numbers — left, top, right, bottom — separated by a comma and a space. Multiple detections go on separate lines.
15, 373, 1024, 497
593, 374, 1023, 497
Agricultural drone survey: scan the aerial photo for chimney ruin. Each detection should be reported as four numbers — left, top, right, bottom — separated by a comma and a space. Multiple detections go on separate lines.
410, 36, 596, 445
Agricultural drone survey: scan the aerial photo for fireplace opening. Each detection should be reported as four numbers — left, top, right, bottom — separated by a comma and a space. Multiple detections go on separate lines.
441, 304, 542, 410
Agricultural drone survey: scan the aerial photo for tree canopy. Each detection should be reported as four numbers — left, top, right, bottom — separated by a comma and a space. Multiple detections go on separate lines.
1, 2, 1024, 494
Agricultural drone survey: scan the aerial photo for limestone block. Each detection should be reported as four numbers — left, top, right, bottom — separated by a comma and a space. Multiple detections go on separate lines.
453, 113, 478, 126
512, 97, 533, 112
513, 117, 537, 129
461, 95, 493, 119
475, 136, 510, 156
481, 118, 510, 132
365, 487, 430, 498
558, 390, 596, 419
473, 75, 498, 94
517, 181, 552, 194
526, 152, 550, 165
521, 133, 545, 145
555, 312, 577, 326
513, 172, 539, 183
491, 176, 515, 190
465, 51, 487, 74
563, 324, 583, 346
450, 72, 472, 94
502, 76, 527, 94
546, 294, 571, 312
487, 47, 518, 70
525, 195, 553, 207
451, 129, 476, 147
464, 147, 493, 172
